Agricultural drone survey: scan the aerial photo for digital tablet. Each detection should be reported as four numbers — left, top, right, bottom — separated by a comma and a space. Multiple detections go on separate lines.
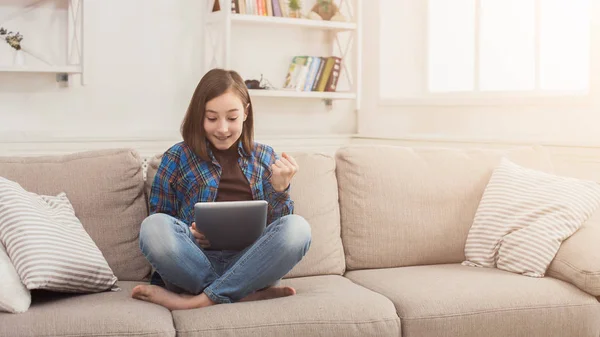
193, 200, 268, 251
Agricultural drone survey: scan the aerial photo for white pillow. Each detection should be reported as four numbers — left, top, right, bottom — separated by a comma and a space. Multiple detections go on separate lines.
0, 242, 31, 313
463, 158, 600, 277
0, 177, 118, 293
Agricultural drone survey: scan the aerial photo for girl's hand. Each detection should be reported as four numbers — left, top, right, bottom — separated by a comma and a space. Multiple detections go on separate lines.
270, 152, 299, 192
190, 222, 211, 249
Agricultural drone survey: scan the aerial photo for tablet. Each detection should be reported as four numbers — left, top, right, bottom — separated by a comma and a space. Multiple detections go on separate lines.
193, 200, 268, 251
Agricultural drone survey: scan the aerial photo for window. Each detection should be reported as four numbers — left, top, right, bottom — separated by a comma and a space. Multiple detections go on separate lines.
379, 0, 591, 102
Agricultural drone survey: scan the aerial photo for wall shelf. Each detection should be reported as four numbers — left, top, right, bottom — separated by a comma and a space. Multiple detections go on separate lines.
249, 89, 355, 100
0, 0, 85, 85
0, 65, 82, 74
208, 12, 357, 31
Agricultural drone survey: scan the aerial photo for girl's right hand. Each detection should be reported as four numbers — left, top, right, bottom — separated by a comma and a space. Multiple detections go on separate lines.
190, 222, 211, 249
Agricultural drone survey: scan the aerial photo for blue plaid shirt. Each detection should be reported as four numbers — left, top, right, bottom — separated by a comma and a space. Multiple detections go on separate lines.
149, 141, 293, 226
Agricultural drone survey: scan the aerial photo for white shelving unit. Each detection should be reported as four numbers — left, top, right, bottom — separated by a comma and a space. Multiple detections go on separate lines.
0, 0, 85, 84
202, 0, 362, 110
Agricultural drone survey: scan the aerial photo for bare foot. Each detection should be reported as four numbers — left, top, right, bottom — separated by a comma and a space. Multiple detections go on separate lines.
240, 286, 296, 302
131, 285, 215, 310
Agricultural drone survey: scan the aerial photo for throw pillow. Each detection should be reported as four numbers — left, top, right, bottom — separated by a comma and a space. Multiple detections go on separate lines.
0, 177, 118, 293
0, 242, 31, 313
463, 158, 600, 277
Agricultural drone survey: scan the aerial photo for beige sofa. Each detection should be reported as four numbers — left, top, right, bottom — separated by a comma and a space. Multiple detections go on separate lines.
0, 144, 599, 337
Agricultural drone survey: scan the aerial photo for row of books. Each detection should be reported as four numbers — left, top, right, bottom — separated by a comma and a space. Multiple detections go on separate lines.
283, 56, 341, 92
230, 0, 290, 17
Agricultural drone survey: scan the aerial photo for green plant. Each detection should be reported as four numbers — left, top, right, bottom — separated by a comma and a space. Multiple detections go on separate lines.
317, 0, 332, 11
288, 0, 301, 11
0, 27, 23, 50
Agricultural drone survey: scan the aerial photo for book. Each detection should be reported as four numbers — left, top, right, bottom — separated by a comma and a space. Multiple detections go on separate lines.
311, 57, 327, 91
272, 0, 282, 17
316, 57, 336, 92
278, 0, 287, 17
304, 56, 322, 91
283, 56, 308, 90
295, 56, 313, 91
246, 0, 255, 15
266, 0, 273, 16
324, 56, 342, 92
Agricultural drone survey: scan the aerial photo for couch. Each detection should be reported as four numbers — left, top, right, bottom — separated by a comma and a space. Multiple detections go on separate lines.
0, 144, 599, 337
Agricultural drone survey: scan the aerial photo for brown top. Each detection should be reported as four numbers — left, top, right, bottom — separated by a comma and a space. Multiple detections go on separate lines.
211, 142, 253, 202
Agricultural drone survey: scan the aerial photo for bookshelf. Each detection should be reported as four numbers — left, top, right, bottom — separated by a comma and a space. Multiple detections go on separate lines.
202, 0, 362, 110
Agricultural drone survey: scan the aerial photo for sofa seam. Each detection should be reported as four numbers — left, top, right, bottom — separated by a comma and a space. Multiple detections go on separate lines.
549, 269, 600, 292
553, 258, 600, 276
400, 302, 600, 321
23, 331, 175, 337
174, 317, 400, 333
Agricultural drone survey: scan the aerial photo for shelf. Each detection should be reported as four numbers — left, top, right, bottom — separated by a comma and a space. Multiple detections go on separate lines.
248, 89, 356, 99
209, 12, 356, 31
0, 65, 82, 74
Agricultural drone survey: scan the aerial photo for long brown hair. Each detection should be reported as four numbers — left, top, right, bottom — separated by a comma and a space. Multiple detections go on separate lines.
180, 68, 254, 161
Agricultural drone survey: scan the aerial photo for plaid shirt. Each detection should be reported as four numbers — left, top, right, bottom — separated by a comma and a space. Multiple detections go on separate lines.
149, 141, 293, 226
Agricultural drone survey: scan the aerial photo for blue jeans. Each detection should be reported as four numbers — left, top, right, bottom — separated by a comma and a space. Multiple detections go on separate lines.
138, 213, 312, 304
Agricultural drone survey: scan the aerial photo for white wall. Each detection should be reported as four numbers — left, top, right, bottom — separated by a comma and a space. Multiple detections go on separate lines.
359, 0, 600, 146
0, 0, 356, 156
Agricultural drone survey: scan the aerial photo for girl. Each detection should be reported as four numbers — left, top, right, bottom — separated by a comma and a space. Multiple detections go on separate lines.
131, 69, 312, 310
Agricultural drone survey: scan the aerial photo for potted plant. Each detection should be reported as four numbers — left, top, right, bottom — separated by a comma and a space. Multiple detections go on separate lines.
288, 0, 302, 18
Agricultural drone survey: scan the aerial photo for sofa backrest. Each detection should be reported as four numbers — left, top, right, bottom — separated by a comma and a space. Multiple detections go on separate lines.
335, 145, 554, 271
0, 149, 151, 282
146, 151, 346, 278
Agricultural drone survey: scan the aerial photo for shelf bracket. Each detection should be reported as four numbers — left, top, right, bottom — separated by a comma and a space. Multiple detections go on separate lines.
56, 73, 68, 82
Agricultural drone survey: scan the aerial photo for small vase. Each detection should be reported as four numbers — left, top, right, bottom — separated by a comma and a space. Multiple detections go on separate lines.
13, 50, 25, 66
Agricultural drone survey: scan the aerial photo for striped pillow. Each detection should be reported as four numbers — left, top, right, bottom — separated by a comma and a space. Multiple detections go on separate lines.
0, 177, 118, 293
463, 158, 600, 277
0, 242, 30, 313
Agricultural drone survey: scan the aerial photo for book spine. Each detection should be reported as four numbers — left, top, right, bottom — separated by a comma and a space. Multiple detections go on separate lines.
271, 0, 282, 17
304, 57, 322, 91
325, 57, 342, 92
311, 57, 326, 91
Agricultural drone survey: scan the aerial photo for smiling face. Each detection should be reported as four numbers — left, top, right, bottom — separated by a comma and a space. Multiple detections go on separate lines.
203, 90, 248, 150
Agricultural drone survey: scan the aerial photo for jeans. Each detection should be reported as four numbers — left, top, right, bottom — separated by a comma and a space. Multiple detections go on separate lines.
138, 212, 312, 304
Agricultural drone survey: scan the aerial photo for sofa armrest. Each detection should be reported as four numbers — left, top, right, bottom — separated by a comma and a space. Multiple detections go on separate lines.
547, 210, 600, 296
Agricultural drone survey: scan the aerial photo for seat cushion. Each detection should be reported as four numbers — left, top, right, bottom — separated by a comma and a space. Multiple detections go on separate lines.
0, 149, 151, 281
0, 281, 175, 337
335, 145, 554, 270
147, 150, 346, 278
345, 264, 600, 337
171, 275, 400, 337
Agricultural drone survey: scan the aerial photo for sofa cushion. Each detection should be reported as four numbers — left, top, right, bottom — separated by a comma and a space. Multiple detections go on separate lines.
335, 145, 554, 270
547, 208, 600, 296
346, 264, 600, 337
0, 281, 175, 337
464, 158, 600, 277
171, 275, 400, 337
0, 243, 30, 313
147, 151, 346, 278
0, 149, 151, 281
0, 179, 118, 293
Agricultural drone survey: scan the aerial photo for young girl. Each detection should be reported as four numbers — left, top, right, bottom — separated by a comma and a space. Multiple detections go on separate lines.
131, 68, 312, 310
